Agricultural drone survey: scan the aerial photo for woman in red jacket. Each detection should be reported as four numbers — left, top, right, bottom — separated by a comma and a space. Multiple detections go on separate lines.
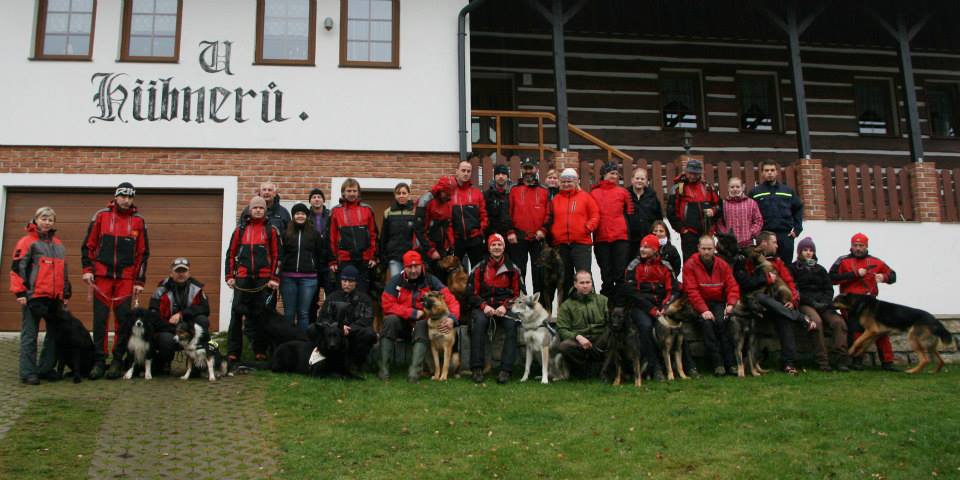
10, 207, 71, 384
590, 163, 635, 296
549, 168, 600, 296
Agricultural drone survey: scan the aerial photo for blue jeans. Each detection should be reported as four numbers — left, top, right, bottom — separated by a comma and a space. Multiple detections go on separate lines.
280, 277, 319, 331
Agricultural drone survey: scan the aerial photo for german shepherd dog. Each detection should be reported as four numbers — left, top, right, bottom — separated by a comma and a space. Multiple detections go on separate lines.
537, 244, 565, 316
422, 291, 456, 381
600, 303, 646, 387
119, 308, 161, 380
656, 297, 698, 380
834, 293, 956, 374
510, 293, 565, 384
54, 306, 96, 383
438, 255, 468, 300
715, 234, 770, 377
174, 314, 228, 382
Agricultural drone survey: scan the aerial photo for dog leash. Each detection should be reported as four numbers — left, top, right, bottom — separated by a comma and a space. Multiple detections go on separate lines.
86, 282, 140, 307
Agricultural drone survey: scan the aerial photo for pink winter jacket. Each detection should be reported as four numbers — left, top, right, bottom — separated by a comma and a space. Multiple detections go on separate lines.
716, 195, 763, 247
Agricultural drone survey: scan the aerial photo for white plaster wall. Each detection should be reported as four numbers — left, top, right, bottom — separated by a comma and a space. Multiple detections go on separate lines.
0, 0, 466, 152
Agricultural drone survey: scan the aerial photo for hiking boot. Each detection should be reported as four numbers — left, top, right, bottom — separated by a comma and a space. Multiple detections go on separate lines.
849, 357, 864, 371
653, 369, 666, 382
378, 338, 395, 381
105, 360, 123, 380
713, 366, 726, 377
686, 367, 701, 379
22, 375, 40, 385
407, 342, 428, 383
835, 364, 850, 372
90, 361, 105, 380
881, 362, 899, 372
497, 371, 510, 384
471, 368, 484, 384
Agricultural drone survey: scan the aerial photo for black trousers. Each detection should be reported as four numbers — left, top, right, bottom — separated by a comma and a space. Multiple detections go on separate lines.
469, 309, 518, 373
507, 237, 544, 295
339, 326, 377, 371
774, 231, 795, 265
692, 301, 735, 370
455, 241, 486, 271
594, 240, 630, 297
680, 232, 701, 267
557, 244, 592, 296
630, 309, 661, 373
381, 315, 429, 344
756, 293, 803, 368
227, 279, 273, 358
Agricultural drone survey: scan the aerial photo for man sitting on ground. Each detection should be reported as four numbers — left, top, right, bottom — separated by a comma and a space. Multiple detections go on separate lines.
555, 271, 608, 377
149, 257, 210, 375
316, 265, 377, 379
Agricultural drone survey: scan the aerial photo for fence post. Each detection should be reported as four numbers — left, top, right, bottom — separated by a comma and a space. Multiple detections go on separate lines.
797, 158, 827, 220
907, 162, 942, 222
553, 151, 580, 171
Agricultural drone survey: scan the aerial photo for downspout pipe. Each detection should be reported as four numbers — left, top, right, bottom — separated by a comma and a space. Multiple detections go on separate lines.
458, 0, 488, 161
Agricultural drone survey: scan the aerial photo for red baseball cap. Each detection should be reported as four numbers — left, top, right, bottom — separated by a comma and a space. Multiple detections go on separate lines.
403, 250, 423, 267
851, 232, 869, 246
641, 234, 660, 252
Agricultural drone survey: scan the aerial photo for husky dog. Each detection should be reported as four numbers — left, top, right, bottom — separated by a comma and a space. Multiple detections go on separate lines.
174, 315, 228, 382
510, 293, 566, 383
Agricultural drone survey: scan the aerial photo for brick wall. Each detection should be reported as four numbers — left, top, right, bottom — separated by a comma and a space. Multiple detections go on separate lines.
908, 162, 943, 222
796, 158, 827, 221
0, 146, 460, 213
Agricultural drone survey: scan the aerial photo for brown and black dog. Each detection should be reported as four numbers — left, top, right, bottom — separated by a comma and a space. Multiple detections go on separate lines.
537, 244, 565, 316
834, 293, 956, 374
438, 255, 468, 301
600, 305, 645, 387
656, 297, 698, 381
422, 291, 457, 381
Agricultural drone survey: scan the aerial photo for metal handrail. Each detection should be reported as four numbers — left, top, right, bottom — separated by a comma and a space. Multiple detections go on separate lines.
471, 109, 633, 163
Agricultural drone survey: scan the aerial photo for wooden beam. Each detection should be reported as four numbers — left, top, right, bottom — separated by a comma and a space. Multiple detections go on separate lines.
524, 0, 551, 22
562, 0, 590, 25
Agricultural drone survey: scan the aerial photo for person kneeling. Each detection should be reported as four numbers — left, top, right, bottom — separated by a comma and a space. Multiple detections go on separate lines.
316, 265, 377, 379
556, 271, 608, 378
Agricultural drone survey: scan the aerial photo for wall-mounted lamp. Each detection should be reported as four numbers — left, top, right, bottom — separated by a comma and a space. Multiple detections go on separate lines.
324, 17, 334, 31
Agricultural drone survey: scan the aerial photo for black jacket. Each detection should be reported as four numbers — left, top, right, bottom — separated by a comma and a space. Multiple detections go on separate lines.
749, 181, 803, 234
484, 181, 513, 237
626, 188, 663, 240
660, 242, 681, 277
318, 289, 374, 329
238, 195, 291, 234
789, 259, 834, 309
379, 201, 416, 263
280, 224, 323, 275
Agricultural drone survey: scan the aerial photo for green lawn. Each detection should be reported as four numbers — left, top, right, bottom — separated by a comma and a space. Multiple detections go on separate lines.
0, 398, 107, 480
269, 370, 960, 479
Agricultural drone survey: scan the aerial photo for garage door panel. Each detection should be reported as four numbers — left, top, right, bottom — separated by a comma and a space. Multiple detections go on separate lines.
1, 189, 224, 331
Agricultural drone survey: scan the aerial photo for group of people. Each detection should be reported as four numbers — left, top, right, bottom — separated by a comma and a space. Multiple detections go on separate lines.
12, 156, 900, 385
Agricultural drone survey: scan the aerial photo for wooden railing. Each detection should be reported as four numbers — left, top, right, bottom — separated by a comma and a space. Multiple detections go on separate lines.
824, 165, 913, 221
471, 109, 632, 163
939, 168, 960, 222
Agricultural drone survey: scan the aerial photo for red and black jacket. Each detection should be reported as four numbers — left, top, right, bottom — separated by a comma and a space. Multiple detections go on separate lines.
623, 255, 675, 316
328, 198, 378, 265
666, 176, 720, 235
149, 277, 209, 322
415, 179, 456, 258
225, 216, 280, 282
451, 177, 488, 244
548, 188, 600, 246
381, 271, 461, 325
508, 181, 551, 240
466, 255, 521, 311
681, 254, 740, 314
82, 201, 150, 285
590, 180, 634, 243
734, 254, 800, 304
10, 223, 71, 301
829, 253, 895, 296
379, 200, 417, 263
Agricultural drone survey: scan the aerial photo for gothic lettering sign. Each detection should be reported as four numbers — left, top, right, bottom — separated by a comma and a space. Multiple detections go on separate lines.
89, 41, 309, 124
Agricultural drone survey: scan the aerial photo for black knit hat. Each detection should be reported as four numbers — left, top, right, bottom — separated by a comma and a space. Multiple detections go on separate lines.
600, 162, 620, 177
291, 203, 310, 216
115, 182, 135, 197
308, 188, 325, 200
494, 164, 510, 176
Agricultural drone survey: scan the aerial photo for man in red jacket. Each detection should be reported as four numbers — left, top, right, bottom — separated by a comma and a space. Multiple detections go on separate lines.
590, 162, 635, 296
507, 159, 551, 299
466, 234, 522, 384
82, 182, 150, 380
682, 235, 739, 376
379, 250, 460, 383
667, 160, 720, 264
549, 168, 600, 297
829, 233, 898, 371
225, 196, 281, 363
450, 159, 489, 269
329, 178, 379, 294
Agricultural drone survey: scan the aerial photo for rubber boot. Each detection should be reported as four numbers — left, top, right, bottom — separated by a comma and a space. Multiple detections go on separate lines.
407, 342, 428, 383
105, 359, 123, 380
89, 361, 105, 380
378, 338, 394, 380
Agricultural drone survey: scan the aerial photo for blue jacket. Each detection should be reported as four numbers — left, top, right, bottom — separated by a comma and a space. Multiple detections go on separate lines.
749, 181, 803, 234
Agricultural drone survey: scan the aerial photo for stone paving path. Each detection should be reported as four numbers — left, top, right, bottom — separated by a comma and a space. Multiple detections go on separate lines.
0, 337, 280, 479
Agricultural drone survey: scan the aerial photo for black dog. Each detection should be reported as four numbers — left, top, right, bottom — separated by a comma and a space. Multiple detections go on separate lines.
599, 302, 646, 388
259, 306, 309, 352
538, 244, 565, 315
270, 322, 350, 377
54, 307, 96, 383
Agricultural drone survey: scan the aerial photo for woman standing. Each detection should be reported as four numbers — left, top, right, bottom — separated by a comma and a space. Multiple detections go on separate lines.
280, 203, 322, 331
10, 207, 71, 384
715, 177, 763, 248
379, 183, 417, 278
